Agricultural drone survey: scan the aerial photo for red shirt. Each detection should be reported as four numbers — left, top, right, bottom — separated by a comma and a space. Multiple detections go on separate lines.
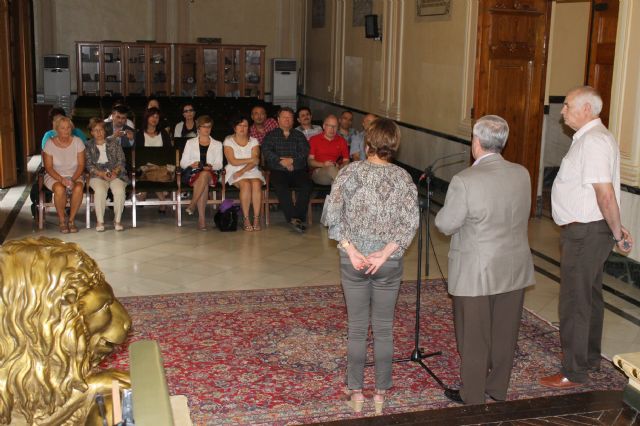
250, 118, 278, 144
309, 133, 349, 164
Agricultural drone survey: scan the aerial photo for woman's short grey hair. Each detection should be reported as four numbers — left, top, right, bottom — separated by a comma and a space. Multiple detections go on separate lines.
472, 115, 509, 153
570, 86, 603, 116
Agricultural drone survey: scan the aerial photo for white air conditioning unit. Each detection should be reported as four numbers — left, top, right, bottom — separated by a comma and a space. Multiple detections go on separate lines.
43, 54, 70, 98
272, 59, 297, 109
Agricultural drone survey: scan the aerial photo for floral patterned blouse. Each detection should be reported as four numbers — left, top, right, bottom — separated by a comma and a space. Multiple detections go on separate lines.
321, 160, 419, 258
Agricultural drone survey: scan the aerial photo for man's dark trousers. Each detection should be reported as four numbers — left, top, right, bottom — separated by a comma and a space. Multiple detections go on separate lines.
453, 288, 525, 404
559, 220, 614, 383
270, 169, 313, 222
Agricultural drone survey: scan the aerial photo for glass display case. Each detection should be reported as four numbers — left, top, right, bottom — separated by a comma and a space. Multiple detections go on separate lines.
77, 43, 101, 95
244, 48, 263, 98
77, 42, 264, 98
176, 45, 197, 97
149, 45, 170, 96
202, 47, 218, 97
222, 48, 241, 97
125, 44, 146, 96
102, 45, 123, 97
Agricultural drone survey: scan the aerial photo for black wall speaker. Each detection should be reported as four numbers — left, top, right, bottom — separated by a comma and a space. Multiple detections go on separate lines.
364, 15, 379, 39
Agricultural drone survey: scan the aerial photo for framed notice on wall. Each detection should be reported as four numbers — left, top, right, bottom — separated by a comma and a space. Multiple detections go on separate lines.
312, 0, 325, 28
417, 0, 451, 17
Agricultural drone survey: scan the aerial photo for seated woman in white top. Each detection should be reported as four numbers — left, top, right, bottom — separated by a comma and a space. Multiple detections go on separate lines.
179, 115, 223, 230
42, 116, 85, 234
223, 115, 265, 231
173, 103, 197, 138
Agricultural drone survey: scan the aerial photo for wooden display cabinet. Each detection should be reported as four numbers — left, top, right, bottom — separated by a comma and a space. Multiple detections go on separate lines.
124, 44, 147, 96
124, 43, 171, 96
78, 42, 263, 98
77, 41, 170, 97
77, 43, 102, 96
77, 42, 125, 97
102, 44, 124, 97
175, 44, 264, 98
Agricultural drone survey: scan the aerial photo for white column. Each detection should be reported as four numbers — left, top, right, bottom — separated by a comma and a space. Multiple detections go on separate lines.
377, 0, 404, 119
610, 0, 640, 187
331, 0, 346, 104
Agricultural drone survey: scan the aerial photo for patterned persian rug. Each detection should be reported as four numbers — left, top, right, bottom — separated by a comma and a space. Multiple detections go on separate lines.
103, 281, 627, 425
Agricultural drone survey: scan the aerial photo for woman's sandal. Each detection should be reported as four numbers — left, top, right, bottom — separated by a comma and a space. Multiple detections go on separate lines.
252, 215, 262, 231
59, 222, 69, 234
243, 216, 253, 232
373, 389, 386, 415
68, 222, 78, 233
344, 389, 365, 413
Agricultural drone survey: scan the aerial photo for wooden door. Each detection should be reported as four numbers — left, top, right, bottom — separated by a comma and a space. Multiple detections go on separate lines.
585, 0, 618, 127
12, 0, 35, 158
474, 0, 552, 216
0, 0, 17, 187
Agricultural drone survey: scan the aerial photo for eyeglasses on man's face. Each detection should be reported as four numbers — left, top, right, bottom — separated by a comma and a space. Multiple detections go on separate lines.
183, 109, 195, 113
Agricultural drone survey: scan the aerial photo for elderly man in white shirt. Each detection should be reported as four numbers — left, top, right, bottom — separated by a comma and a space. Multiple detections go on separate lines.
540, 86, 633, 390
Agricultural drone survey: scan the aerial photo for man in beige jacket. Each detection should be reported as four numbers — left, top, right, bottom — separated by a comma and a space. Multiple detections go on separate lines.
435, 115, 535, 404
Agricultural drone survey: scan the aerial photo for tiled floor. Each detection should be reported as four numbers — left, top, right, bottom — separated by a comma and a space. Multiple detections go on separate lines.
2, 156, 639, 362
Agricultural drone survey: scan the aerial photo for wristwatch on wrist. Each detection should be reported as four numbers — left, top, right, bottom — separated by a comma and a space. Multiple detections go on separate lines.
339, 240, 351, 250
612, 233, 624, 243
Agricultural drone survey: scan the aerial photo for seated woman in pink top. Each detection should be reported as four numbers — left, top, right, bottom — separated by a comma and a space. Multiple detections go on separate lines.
42, 116, 86, 233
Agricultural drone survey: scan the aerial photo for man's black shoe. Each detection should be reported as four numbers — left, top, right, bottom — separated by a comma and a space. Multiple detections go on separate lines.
289, 220, 305, 234
444, 388, 464, 404
293, 218, 306, 230
485, 393, 504, 402
293, 218, 306, 232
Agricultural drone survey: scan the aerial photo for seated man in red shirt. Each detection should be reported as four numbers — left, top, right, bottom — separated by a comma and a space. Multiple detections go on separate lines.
308, 115, 350, 185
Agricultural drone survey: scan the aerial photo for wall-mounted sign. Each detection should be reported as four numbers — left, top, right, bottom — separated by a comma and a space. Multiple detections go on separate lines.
417, 0, 451, 17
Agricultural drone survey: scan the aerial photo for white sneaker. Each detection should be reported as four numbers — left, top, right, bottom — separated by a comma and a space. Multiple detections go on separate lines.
114, 223, 124, 231
96, 223, 105, 232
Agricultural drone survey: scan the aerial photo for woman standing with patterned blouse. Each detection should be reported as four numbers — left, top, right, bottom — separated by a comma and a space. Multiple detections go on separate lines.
322, 118, 419, 415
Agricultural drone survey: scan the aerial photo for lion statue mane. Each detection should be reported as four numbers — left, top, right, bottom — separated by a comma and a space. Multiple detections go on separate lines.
0, 237, 131, 425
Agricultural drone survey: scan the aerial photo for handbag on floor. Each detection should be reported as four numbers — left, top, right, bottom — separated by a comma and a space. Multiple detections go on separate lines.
214, 200, 238, 232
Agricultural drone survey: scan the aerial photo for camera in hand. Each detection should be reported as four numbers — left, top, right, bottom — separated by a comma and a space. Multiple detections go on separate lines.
191, 161, 205, 174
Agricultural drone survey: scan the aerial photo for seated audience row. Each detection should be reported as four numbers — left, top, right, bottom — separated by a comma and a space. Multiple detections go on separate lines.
42, 103, 370, 234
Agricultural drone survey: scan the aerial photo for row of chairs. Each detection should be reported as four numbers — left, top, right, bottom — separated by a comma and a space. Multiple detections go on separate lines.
36, 140, 329, 230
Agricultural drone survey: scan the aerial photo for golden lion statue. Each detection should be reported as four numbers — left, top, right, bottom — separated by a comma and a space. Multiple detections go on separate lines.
0, 237, 131, 425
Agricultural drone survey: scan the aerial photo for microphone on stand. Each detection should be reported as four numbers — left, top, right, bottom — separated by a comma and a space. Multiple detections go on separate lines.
419, 150, 468, 181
